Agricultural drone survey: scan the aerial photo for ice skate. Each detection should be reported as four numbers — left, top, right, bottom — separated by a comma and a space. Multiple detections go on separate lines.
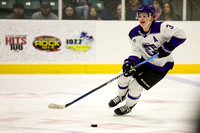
114, 104, 136, 115
108, 95, 126, 107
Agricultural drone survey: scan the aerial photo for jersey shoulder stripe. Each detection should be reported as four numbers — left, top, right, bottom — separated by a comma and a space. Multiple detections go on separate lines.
128, 25, 140, 39
150, 21, 163, 34
128, 21, 164, 39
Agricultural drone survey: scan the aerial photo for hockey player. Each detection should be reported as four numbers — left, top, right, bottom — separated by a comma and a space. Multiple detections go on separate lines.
108, 5, 186, 115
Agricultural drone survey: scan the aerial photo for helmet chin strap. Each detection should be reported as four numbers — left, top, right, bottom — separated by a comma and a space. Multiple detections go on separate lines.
142, 15, 153, 29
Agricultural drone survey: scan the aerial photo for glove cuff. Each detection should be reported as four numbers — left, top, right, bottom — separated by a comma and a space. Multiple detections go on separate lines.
162, 42, 173, 54
158, 47, 170, 58
123, 59, 135, 66
127, 56, 140, 65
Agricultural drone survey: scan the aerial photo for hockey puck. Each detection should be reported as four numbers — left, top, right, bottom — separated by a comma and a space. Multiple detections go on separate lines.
91, 124, 98, 127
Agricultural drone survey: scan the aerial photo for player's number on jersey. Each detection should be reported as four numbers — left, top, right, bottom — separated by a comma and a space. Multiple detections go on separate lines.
166, 24, 174, 29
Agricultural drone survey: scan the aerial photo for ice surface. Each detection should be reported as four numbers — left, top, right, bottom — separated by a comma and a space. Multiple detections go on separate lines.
0, 74, 199, 133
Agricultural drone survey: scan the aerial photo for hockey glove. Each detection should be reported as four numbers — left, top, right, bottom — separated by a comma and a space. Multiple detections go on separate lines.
122, 59, 136, 77
158, 42, 171, 58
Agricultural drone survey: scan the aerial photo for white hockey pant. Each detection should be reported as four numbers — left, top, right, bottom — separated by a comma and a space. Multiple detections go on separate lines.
117, 73, 143, 107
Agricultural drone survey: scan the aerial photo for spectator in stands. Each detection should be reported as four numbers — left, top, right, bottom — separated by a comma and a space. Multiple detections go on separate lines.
113, 3, 122, 20
153, 0, 163, 20
143, 0, 153, 5
159, 2, 181, 21
75, 0, 90, 20
65, 0, 76, 5
31, 1, 58, 20
126, 0, 141, 20
87, 6, 101, 20
63, 4, 79, 20
99, 0, 121, 20
6, 2, 29, 19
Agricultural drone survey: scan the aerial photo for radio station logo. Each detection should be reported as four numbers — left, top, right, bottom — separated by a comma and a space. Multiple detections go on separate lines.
5, 35, 27, 51
66, 31, 94, 52
33, 35, 61, 51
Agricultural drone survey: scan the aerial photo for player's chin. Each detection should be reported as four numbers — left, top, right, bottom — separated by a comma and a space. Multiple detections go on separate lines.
140, 24, 145, 28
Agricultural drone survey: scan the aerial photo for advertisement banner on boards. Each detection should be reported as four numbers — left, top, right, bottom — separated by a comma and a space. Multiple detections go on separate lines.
0, 20, 96, 64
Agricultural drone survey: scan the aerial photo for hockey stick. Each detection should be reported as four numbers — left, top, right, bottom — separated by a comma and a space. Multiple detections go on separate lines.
48, 53, 159, 109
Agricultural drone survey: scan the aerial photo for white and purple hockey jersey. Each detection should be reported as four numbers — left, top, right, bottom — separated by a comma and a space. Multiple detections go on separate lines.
128, 21, 187, 71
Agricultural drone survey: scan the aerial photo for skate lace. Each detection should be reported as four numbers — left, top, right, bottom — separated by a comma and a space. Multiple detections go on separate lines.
119, 106, 131, 113
113, 96, 122, 104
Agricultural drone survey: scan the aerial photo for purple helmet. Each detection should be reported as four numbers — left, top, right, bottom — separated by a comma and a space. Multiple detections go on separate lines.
137, 4, 155, 16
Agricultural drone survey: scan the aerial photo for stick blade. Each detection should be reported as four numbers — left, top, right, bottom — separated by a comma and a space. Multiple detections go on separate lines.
48, 103, 65, 109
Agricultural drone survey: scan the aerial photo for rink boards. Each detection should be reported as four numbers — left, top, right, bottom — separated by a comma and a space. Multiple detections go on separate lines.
0, 64, 199, 74
0, 20, 199, 74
